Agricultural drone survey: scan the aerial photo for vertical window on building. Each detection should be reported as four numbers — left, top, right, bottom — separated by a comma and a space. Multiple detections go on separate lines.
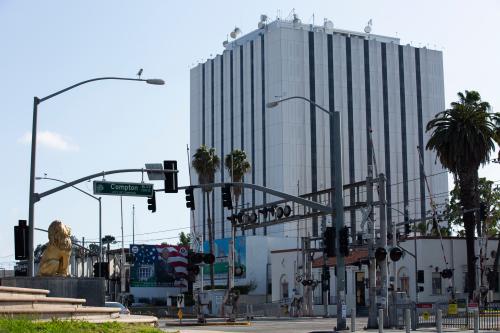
432, 272, 442, 295
400, 276, 410, 294
417, 270, 425, 283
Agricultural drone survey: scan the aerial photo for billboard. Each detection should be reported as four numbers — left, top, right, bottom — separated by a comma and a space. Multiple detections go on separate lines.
203, 236, 246, 279
129, 244, 188, 288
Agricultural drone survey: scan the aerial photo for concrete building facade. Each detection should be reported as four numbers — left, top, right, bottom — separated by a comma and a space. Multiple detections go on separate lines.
190, 19, 447, 244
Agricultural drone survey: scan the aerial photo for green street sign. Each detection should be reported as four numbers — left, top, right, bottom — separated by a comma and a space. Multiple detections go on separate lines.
93, 181, 154, 197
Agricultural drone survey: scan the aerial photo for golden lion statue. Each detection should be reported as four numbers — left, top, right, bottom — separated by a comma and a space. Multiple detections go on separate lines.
38, 220, 72, 277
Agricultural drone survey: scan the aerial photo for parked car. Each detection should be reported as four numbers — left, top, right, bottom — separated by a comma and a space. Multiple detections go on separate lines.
105, 301, 130, 315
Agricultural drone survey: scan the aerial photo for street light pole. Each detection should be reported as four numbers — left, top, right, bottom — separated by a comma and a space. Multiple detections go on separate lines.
27, 76, 164, 277
267, 96, 347, 330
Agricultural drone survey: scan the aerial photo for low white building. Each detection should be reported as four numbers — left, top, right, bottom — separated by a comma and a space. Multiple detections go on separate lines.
270, 236, 500, 315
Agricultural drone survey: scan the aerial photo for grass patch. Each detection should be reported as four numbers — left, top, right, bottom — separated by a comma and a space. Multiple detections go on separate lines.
0, 317, 170, 333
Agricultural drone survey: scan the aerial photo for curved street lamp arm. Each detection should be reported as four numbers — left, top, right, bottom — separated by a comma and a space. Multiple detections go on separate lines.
36, 176, 100, 201
270, 96, 336, 116
37, 77, 160, 103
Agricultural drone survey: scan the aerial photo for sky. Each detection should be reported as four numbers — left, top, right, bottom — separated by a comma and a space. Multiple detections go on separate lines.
0, 0, 499, 270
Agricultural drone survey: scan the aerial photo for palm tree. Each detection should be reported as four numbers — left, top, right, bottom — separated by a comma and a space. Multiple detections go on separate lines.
426, 90, 497, 297
192, 144, 220, 288
224, 149, 251, 212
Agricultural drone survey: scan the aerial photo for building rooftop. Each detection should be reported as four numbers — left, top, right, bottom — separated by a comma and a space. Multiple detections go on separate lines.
224, 18, 400, 51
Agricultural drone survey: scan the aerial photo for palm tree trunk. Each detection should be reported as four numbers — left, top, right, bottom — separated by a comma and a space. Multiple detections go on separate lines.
206, 191, 215, 288
460, 171, 477, 299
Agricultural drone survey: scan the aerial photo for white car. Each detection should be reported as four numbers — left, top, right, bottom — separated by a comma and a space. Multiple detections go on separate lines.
105, 301, 130, 315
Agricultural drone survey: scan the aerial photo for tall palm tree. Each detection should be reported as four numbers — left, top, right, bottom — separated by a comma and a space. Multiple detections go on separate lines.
426, 90, 497, 297
224, 149, 251, 212
192, 145, 220, 288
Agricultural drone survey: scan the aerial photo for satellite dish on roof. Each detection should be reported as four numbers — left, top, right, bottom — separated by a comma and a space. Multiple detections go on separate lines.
260, 14, 268, 22
223, 40, 228, 47
230, 27, 241, 39
324, 19, 334, 29
258, 22, 265, 29
364, 19, 373, 34
293, 13, 301, 24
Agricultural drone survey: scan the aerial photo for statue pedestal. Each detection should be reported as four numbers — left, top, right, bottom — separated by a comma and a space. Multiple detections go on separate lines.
0, 276, 105, 306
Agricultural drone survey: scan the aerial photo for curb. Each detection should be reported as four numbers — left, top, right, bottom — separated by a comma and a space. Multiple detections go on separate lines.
164, 321, 251, 327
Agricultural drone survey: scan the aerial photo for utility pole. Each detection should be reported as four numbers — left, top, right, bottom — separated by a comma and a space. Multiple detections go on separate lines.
120, 196, 125, 296
378, 173, 388, 325
321, 216, 329, 317
367, 166, 378, 328
132, 205, 135, 245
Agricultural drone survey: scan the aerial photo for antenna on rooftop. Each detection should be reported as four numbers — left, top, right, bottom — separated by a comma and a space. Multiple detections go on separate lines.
364, 19, 373, 34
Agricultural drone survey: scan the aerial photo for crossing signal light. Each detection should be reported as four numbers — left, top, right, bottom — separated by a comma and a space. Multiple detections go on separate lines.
14, 220, 29, 260
185, 187, 195, 210
441, 268, 453, 279
234, 265, 245, 277
339, 226, 350, 257
389, 247, 403, 262
147, 192, 156, 213
163, 160, 178, 193
222, 184, 233, 210
323, 227, 336, 257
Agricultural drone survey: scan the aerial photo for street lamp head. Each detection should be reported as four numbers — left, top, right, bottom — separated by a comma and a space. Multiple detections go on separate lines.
145, 79, 165, 85
266, 101, 280, 108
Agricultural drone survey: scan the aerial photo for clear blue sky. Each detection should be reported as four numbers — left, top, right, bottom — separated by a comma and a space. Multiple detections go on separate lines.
1, 0, 499, 269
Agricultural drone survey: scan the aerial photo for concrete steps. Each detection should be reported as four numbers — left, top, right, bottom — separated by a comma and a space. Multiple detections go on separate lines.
0, 285, 157, 325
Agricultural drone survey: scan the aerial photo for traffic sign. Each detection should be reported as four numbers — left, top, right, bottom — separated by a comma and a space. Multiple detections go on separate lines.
93, 181, 153, 197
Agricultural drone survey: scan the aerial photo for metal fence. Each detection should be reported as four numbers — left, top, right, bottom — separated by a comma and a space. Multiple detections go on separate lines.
411, 303, 500, 330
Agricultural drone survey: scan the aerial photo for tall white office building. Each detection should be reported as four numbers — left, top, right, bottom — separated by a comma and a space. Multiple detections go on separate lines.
189, 18, 448, 243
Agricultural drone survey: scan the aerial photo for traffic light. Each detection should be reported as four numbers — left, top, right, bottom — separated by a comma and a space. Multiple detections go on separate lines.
339, 226, 350, 257
404, 223, 411, 235
375, 247, 387, 262
185, 187, 195, 210
93, 262, 109, 279
323, 226, 336, 257
480, 202, 487, 222
163, 160, 178, 193
147, 192, 156, 213
14, 220, 29, 260
222, 184, 233, 210
389, 247, 403, 262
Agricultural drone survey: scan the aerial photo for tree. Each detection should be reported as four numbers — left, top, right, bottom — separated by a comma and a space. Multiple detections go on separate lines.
192, 144, 220, 288
426, 90, 498, 298
178, 232, 191, 247
224, 149, 251, 212
446, 178, 500, 236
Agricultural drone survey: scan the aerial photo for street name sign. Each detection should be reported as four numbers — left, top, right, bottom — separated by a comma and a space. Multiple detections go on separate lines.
93, 181, 153, 197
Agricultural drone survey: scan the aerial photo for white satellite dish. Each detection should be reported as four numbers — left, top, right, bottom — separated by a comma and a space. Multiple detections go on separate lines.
230, 27, 241, 39
260, 14, 268, 22
324, 19, 334, 29
364, 19, 373, 34
223, 40, 228, 47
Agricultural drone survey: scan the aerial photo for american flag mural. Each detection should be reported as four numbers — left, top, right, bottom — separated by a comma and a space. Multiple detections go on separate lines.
129, 244, 189, 288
